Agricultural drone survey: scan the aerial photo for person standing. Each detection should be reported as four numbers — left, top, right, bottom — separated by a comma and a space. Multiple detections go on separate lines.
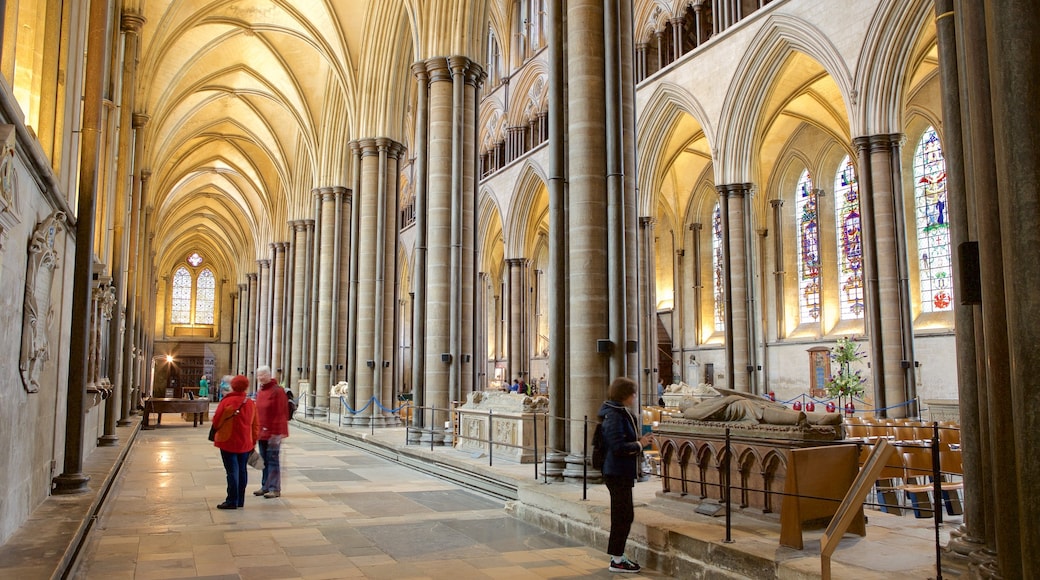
212, 375, 258, 509
597, 377, 652, 573
198, 375, 210, 400
253, 365, 289, 498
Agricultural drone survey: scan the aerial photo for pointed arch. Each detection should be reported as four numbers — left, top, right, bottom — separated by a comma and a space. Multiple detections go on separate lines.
716, 13, 855, 184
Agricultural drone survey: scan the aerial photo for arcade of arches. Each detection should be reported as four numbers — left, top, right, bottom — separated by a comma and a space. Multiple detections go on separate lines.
0, 0, 1037, 577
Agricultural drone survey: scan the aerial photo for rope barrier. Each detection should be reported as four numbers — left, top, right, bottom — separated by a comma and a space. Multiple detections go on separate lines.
338, 395, 411, 416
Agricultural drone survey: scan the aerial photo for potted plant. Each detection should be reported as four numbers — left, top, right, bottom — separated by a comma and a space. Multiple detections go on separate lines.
825, 337, 867, 413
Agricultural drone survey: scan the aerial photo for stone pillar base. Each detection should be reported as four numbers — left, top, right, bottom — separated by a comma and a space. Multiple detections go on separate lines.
543, 451, 568, 482
562, 453, 600, 484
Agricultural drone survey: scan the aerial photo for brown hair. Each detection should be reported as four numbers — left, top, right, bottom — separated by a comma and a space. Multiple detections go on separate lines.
607, 377, 637, 402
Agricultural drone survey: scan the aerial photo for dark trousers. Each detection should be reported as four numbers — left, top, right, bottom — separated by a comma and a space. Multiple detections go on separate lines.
604, 475, 635, 557
259, 437, 282, 491
220, 450, 250, 507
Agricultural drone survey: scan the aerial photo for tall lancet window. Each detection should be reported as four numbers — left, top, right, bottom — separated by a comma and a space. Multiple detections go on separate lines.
195, 268, 216, 324
834, 157, 864, 319
712, 202, 725, 331
796, 170, 821, 322
171, 267, 192, 324
914, 127, 953, 312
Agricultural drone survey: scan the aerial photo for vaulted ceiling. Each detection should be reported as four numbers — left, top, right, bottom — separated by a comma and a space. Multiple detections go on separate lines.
134, 0, 491, 280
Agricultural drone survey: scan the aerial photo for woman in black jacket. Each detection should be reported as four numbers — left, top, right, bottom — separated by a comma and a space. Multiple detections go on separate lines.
597, 377, 652, 573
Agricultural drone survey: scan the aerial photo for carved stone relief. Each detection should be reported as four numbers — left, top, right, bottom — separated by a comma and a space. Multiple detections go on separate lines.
0, 125, 22, 258
20, 211, 66, 393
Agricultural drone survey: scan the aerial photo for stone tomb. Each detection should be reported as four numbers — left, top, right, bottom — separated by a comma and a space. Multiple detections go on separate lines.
455, 390, 547, 463
655, 417, 844, 513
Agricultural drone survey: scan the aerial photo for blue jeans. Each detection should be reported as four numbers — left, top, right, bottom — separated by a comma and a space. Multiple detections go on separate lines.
220, 449, 251, 507
259, 436, 282, 492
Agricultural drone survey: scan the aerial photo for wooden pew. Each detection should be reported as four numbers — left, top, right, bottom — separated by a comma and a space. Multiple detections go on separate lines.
142, 398, 211, 429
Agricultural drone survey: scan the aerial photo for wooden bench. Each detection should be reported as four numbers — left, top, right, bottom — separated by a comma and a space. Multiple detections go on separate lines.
142, 398, 211, 429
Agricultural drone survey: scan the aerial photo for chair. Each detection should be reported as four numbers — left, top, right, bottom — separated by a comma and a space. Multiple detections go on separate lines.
899, 446, 937, 518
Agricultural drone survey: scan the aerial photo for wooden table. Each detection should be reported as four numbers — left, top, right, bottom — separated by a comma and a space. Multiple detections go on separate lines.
142, 398, 211, 429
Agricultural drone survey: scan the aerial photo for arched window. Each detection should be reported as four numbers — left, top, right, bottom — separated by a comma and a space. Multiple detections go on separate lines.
712, 202, 725, 331
195, 269, 216, 324
796, 170, 821, 322
834, 156, 864, 319
169, 252, 218, 327
170, 267, 192, 324
913, 127, 953, 312
486, 27, 502, 87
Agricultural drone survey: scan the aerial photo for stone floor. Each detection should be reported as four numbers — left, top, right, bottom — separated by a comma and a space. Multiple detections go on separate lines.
0, 411, 965, 579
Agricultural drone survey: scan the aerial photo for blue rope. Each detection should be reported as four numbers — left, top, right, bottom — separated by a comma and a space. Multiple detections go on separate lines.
338, 396, 411, 415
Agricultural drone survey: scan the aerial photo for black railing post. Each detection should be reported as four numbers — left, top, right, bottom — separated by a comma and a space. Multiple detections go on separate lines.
532, 411, 539, 479
582, 416, 589, 501
488, 409, 494, 467
932, 421, 944, 580
724, 427, 733, 543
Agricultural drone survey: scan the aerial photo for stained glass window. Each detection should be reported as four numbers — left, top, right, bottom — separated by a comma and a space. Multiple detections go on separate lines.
834, 156, 864, 319
171, 267, 192, 324
195, 268, 216, 324
187, 251, 203, 267
796, 170, 821, 322
712, 203, 725, 331
914, 127, 953, 312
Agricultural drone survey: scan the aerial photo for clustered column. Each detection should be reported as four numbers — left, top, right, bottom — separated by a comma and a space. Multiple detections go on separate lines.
716, 183, 752, 392
270, 242, 287, 376
287, 220, 312, 392
932, 1, 1040, 576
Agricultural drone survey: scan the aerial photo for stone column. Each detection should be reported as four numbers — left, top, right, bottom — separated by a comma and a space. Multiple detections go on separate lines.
953, 1, 1020, 575
639, 217, 656, 393
353, 141, 379, 425
717, 183, 751, 392
770, 199, 785, 340
288, 220, 311, 390
335, 190, 351, 385
313, 187, 337, 411
270, 242, 286, 376
854, 136, 913, 417
689, 223, 703, 348
257, 258, 271, 367
246, 273, 258, 378
565, 0, 610, 479
377, 140, 404, 424
236, 282, 248, 374
119, 111, 147, 426
346, 145, 362, 415
506, 258, 528, 383
986, 0, 1040, 574
421, 57, 453, 440
54, 0, 110, 495
410, 63, 430, 436
103, 12, 146, 441
933, 0, 986, 566
302, 217, 315, 385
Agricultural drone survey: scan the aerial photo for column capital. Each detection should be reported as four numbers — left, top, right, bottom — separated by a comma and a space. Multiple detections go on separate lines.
247, 272, 258, 281
411, 60, 430, 81
274, 242, 287, 252
770, 198, 784, 208
132, 113, 150, 129
716, 183, 753, 197
640, 216, 656, 227
853, 133, 904, 152
120, 13, 146, 33
257, 259, 270, 269
689, 222, 703, 232
426, 56, 451, 83
506, 257, 528, 267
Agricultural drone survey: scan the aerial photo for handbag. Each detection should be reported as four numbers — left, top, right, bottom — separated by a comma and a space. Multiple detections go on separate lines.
247, 449, 265, 470
208, 399, 248, 441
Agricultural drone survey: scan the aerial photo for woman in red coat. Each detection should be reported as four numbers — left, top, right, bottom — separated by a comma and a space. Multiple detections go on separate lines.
212, 375, 259, 509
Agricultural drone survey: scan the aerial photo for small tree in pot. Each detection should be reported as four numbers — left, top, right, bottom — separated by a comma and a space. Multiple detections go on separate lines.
825, 337, 867, 414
